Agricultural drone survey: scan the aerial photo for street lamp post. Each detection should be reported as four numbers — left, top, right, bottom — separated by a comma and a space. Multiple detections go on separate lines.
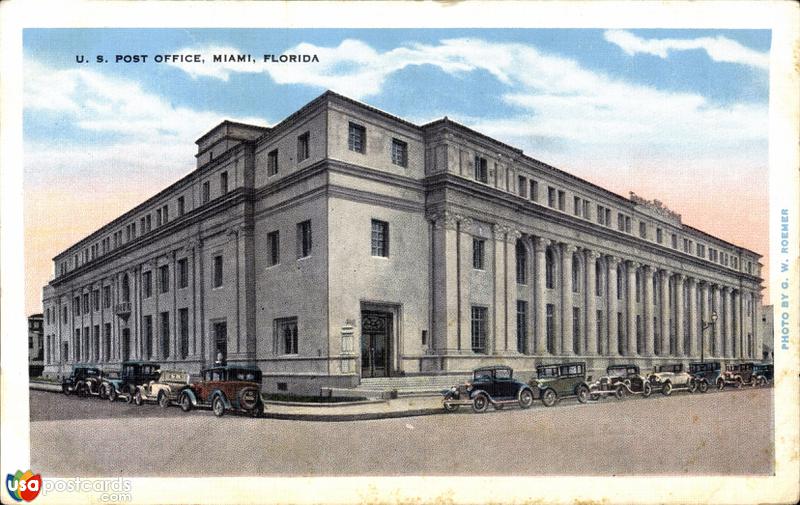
701, 311, 718, 363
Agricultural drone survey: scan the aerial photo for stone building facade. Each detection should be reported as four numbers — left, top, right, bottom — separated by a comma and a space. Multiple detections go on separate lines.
41, 91, 764, 393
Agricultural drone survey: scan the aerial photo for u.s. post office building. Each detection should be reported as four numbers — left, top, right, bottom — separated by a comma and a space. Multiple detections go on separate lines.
41, 91, 764, 393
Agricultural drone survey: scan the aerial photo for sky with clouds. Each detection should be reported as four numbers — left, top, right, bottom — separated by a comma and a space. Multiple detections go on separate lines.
23, 28, 771, 314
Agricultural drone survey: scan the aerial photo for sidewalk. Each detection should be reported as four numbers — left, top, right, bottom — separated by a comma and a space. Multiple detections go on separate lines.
29, 381, 445, 421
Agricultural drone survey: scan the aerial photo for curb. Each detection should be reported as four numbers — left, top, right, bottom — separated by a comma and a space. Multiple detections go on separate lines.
258, 407, 443, 422
31, 382, 61, 393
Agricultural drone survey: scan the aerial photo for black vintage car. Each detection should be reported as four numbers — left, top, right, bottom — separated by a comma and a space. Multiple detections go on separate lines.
442, 365, 534, 413
102, 361, 161, 403
719, 362, 757, 389
588, 364, 652, 400
61, 365, 103, 397
752, 363, 774, 387
688, 361, 722, 393
528, 362, 591, 407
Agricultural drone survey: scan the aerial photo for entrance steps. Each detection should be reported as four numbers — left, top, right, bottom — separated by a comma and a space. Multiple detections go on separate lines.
323, 374, 472, 399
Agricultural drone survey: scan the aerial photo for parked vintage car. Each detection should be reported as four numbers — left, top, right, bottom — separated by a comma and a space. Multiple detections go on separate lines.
588, 364, 652, 400
134, 370, 191, 407
61, 365, 103, 397
688, 361, 722, 393
101, 361, 161, 403
442, 365, 534, 413
647, 363, 696, 395
752, 363, 774, 387
178, 365, 264, 417
718, 362, 756, 389
528, 362, 590, 407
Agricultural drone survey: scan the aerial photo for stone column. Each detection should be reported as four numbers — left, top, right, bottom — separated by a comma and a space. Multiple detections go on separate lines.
733, 290, 741, 358
585, 251, 599, 356
660, 270, 671, 356
459, 217, 473, 352
674, 274, 685, 356
533, 236, 548, 354
723, 287, 733, 358
560, 243, 576, 355
687, 278, 698, 357
755, 294, 763, 360
606, 256, 619, 356
700, 282, 710, 359
712, 285, 722, 357
643, 265, 654, 356
431, 211, 462, 354
626, 261, 638, 356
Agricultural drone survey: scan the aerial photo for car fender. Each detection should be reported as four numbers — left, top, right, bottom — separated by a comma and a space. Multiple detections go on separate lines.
211, 389, 232, 409
469, 389, 492, 403
517, 386, 533, 400
180, 388, 199, 406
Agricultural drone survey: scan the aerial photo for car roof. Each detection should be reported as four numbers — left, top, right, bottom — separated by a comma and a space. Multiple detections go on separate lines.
121, 361, 161, 366
473, 365, 512, 372
539, 362, 585, 368
201, 365, 262, 373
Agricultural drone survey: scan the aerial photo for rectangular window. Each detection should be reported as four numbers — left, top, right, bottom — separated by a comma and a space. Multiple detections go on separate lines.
530, 180, 538, 202
574, 196, 582, 216
548, 187, 557, 208
93, 325, 100, 362
683, 238, 691, 253
159, 265, 169, 293
202, 181, 210, 203
144, 315, 153, 359
471, 306, 487, 353
221, 171, 229, 195
276, 317, 298, 355
162, 205, 168, 223
597, 205, 606, 225
696, 244, 705, 258
583, 200, 591, 219
178, 258, 188, 289
546, 304, 555, 353
557, 190, 565, 211
297, 132, 310, 162
391, 138, 408, 167
518, 176, 528, 198
104, 323, 111, 361
156, 209, 162, 227
92, 290, 100, 311
297, 220, 312, 258
177, 197, 185, 216
572, 307, 581, 354
140, 217, 146, 235
472, 238, 485, 270
348, 122, 366, 153
143, 271, 152, 298
179, 308, 189, 359
617, 214, 625, 231
370, 219, 389, 257
160, 312, 170, 359
671, 233, 678, 249
267, 230, 280, 266
267, 149, 279, 176
657, 228, 663, 244
63, 306, 68, 323
82, 293, 89, 313
618, 312, 625, 354
639, 222, 647, 239
131, 222, 136, 238
146, 214, 152, 232
213, 255, 223, 288
474, 156, 488, 183
517, 300, 528, 353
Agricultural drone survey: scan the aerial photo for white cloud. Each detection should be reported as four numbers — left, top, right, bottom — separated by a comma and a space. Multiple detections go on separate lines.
603, 30, 769, 70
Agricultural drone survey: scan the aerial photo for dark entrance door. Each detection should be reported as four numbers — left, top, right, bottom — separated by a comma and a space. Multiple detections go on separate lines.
122, 329, 130, 361
361, 310, 392, 378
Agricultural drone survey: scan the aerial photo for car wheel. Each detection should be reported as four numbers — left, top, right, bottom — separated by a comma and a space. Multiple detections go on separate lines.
688, 380, 697, 394
750, 377, 758, 388
179, 392, 192, 412
249, 401, 263, 418
643, 382, 653, 398
107, 386, 117, 402
471, 394, 489, 413
698, 380, 709, 393
542, 389, 557, 407
614, 385, 626, 400
98, 385, 107, 400
158, 392, 170, 409
717, 379, 725, 391
62, 384, 71, 396
519, 389, 534, 409
661, 381, 673, 396
134, 391, 143, 406
576, 385, 589, 404
735, 377, 743, 389
759, 377, 768, 387
212, 396, 226, 417
443, 402, 459, 413
589, 392, 600, 401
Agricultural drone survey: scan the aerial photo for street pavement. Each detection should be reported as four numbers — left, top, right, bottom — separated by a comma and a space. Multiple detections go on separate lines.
30, 387, 773, 477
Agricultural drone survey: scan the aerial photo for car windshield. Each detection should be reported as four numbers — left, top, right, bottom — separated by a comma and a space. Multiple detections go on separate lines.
85, 369, 99, 376
231, 369, 262, 383
537, 367, 559, 378
495, 369, 512, 380
561, 365, 582, 376
473, 371, 492, 381
607, 367, 626, 377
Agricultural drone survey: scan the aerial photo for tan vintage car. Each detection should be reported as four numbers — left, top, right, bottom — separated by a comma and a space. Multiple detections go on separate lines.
134, 370, 191, 408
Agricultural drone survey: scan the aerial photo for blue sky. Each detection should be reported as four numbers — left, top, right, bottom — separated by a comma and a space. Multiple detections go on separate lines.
22, 28, 771, 313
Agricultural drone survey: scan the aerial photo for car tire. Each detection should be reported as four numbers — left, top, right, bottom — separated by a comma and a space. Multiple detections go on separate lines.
98, 385, 107, 400
519, 389, 534, 409
735, 377, 743, 389
698, 380, 709, 393
589, 392, 600, 401
643, 382, 653, 398
576, 385, 589, 404
687, 380, 697, 394
717, 379, 725, 391
614, 385, 626, 400
542, 389, 557, 407
759, 377, 768, 387
158, 392, 170, 409
249, 401, 263, 418
471, 394, 489, 413
179, 392, 192, 412
107, 386, 117, 402
212, 396, 226, 417
443, 403, 460, 413
134, 391, 143, 406
62, 384, 71, 396
662, 381, 673, 396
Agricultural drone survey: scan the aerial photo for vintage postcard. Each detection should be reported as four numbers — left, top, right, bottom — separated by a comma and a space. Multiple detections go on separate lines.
1, 1, 798, 504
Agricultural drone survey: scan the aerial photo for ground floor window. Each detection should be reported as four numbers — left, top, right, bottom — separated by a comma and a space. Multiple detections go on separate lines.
546, 304, 555, 354
179, 308, 189, 359
471, 306, 487, 353
214, 321, 227, 362
275, 317, 298, 355
516, 300, 527, 353
160, 312, 170, 359
144, 316, 153, 359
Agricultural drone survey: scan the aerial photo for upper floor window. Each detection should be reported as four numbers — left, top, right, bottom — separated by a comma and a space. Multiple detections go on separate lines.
697, 244, 706, 258
297, 132, 310, 162
213, 255, 223, 288
516, 240, 527, 284
371, 220, 389, 257
548, 187, 557, 208
267, 230, 280, 266
156, 208, 162, 227
545, 247, 556, 289
220, 171, 229, 195
297, 220, 312, 258
145, 214, 152, 232
617, 214, 625, 231
159, 265, 169, 293
529, 180, 538, 202
143, 271, 152, 298
639, 222, 647, 239
202, 181, 210, 204
474, 156, 488, 183
162, 205, 168, 224
268, 149, 279, 176
671, 233, 678, 249
178, 258, 188, 289
518, 176, 528, 198
656, 228, 663, 244
472, 238, 485, 270
348, 122, 366, 153
557, 190, 565, 211
391, 138, 408, 167
177, 197, 185, 217
574, 196, 582, 217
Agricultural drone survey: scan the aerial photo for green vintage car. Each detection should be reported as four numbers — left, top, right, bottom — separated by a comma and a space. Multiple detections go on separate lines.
529, 362, 591, 407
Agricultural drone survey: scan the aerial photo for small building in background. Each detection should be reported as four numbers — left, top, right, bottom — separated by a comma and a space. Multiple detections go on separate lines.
28, 313, 44, 377
760, 304, 774, 361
